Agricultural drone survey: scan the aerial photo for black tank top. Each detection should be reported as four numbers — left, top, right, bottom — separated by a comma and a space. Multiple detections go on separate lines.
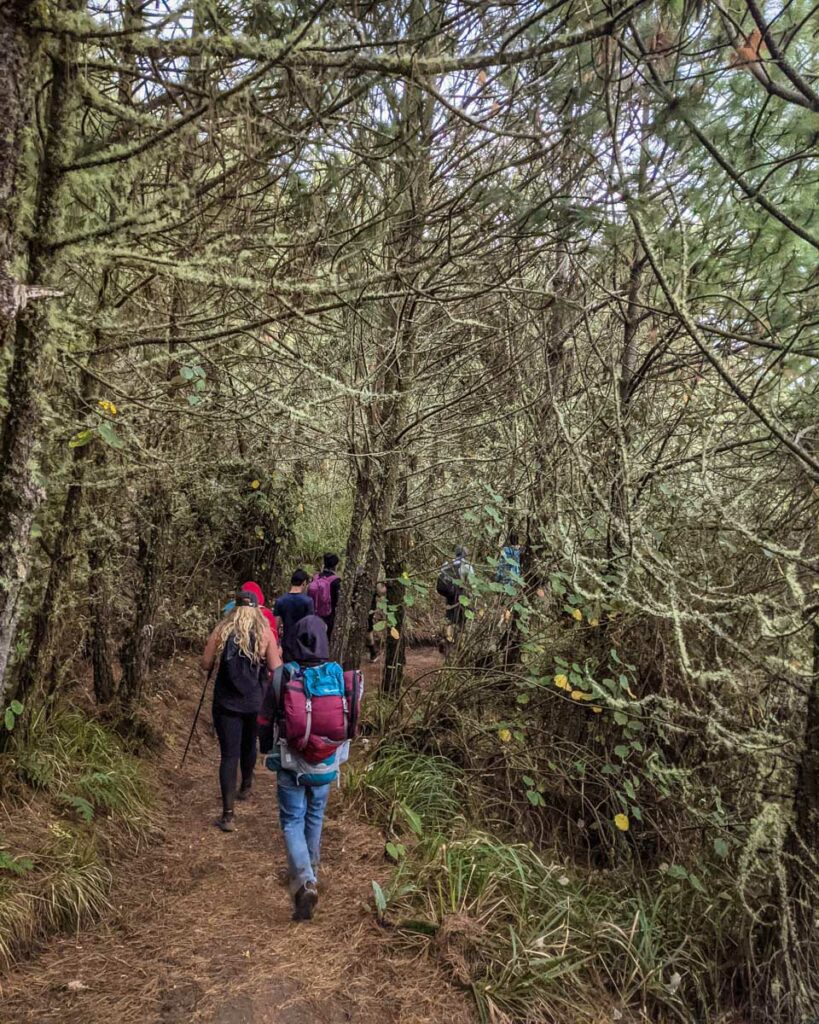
213, 635, 264, 714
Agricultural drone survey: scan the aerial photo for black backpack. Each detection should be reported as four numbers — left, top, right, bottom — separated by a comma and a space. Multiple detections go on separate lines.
436, 560, 461, 604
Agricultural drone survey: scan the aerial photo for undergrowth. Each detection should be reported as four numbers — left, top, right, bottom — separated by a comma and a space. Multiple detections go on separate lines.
0, 709, 156, 966
351, 742, 742, 1024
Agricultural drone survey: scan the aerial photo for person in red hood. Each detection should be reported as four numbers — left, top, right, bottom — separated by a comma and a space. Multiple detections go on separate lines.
223, 582, 279, 645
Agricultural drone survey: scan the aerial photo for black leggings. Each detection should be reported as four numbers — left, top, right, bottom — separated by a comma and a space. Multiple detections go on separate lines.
212, 707, 258, 813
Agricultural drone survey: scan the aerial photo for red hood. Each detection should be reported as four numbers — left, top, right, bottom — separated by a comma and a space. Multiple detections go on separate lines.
241, 581, 265, 606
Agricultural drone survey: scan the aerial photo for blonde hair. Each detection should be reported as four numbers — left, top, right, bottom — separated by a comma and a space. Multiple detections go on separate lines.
215, 606, 268, 663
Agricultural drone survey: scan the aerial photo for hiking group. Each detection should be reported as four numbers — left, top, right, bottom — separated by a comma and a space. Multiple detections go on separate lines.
200, 554, 355, 922
198, 541, 518, 922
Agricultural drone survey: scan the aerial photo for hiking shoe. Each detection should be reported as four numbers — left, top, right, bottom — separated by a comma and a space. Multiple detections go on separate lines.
292, 881, 318, 921
215, 811, 236, 832
236, 783, 253, 801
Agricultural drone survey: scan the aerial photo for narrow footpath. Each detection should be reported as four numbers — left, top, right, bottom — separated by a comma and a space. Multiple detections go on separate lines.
0, 650, 474, 1024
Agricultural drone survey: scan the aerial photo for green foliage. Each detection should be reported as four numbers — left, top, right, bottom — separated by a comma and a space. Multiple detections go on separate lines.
2, 700, 23, 732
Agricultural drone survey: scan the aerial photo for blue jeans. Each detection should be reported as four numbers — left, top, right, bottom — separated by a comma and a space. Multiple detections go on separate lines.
277, 771, 331, 895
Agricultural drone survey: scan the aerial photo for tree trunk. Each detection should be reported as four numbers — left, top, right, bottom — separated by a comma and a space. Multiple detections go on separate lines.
88, 541, 117, 705
383, 475, 409, 695
119, 484, 170, 707
0, 0, 35, 325
332, 463, 372, 662
382, 527, 407, 695
0, 22, 75, 706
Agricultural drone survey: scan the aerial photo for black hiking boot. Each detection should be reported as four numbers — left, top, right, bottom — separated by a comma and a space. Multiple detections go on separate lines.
236, 781, 253, 801
292, 881, 318, 921
215, 810, 236, 832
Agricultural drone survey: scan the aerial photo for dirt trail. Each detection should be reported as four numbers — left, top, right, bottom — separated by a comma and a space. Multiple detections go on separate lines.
0, 649, 473, 1024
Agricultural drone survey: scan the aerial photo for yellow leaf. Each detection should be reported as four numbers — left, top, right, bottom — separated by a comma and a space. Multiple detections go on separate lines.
390, 627, 400, 640
571, 690, 584, 701
576, 692, 594, 701
97, 399, 118, 416
614, 813, 630, 832
588, 617, 599, 627
250, 479, 260, 489
592, 706, 603, 713
571, 608, 582, 621
498, 728, 512, 743
553, 674, 569, 689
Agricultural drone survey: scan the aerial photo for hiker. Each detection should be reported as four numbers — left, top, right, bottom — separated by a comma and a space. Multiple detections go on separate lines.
257, 615, 364, 921
366, 580, 388, 661
222, 581, 279, 643
436, 545, 473, 643
495, 533, 522, 585
274, 569, 314, 663
201, 589, 281, 832
307, 553, 341, 640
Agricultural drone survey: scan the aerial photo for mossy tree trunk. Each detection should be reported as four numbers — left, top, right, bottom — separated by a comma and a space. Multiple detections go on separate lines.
0, 0, 35, 325
0, 15, 77, 707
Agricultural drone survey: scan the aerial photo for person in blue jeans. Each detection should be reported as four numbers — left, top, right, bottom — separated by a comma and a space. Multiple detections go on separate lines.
277, 769, 331, 919
272, 615, 349, 921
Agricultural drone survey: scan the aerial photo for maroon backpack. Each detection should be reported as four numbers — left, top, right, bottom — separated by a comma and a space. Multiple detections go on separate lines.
307, 573, 338, 618
258, 661, 363, 764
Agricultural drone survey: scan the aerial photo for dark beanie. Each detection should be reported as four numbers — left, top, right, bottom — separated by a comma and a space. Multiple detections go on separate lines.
236, 589, 260, 608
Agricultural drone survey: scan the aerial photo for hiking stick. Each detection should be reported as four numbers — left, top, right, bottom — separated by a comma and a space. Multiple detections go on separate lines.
179, 666, 214, 769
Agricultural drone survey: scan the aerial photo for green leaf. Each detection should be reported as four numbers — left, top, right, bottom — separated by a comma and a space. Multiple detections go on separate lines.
10, 700, 23, 715
526, 790, 544, 806
98, 421, 124, 449
372, 880, 387, 916
688, 873, 706, 894
68, 428, 95, 448
713, 837, 729, 859
399, 802, 423, 836
522, 775, 535, 787
4, 708, 15, 731
631, 804, 643, 821
373, 620, 386, 632
385, 841, 405, 862
458, 594, 470, 606
614, 711, 628, 726
614, 744, 630, 759
553, 656, 568, 668
623, 778, 636, 800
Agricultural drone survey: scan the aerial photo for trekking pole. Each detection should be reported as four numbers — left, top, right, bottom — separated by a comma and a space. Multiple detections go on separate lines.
179, 666, 214, 769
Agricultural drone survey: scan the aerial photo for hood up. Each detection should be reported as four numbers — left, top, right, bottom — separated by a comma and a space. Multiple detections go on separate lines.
291, 615, 330, 666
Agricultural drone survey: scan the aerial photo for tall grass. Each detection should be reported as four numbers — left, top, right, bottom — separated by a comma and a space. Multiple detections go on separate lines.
0, 709, 155, 965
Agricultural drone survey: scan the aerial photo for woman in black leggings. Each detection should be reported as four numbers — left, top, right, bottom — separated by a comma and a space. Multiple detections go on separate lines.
201, 589, 281, 831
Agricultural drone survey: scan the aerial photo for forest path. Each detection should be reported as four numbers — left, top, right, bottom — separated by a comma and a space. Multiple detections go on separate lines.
0, 648, 473, 1024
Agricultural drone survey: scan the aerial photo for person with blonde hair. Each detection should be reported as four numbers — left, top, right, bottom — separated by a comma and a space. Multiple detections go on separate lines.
201, 589, 281, 831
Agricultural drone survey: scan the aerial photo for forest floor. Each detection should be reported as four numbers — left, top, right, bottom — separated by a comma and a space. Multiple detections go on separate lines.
0, 648, 475, 1024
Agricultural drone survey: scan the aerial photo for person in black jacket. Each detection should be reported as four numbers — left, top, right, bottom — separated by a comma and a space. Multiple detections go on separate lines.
201, 589, 281, 831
